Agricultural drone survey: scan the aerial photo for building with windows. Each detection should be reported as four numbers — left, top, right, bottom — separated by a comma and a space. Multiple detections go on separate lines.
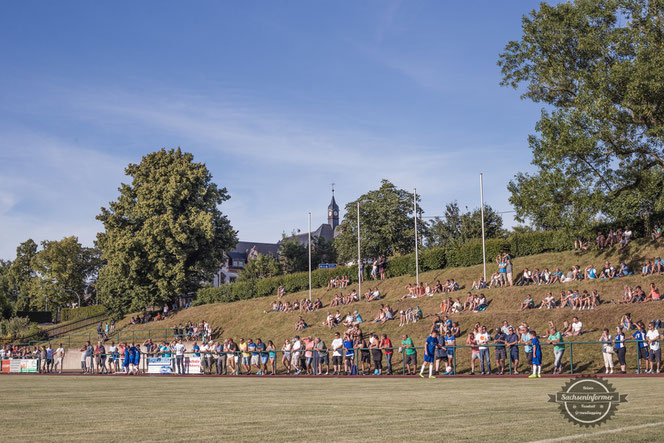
211, 190, 341, 286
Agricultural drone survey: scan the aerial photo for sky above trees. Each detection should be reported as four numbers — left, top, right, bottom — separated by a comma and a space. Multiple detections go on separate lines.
0, 1, 550, 259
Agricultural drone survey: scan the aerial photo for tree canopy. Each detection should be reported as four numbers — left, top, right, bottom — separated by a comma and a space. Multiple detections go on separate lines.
426, 202, 504, 248
96, 148, 237, 318
499, 0, 664, 229
333, 180, 421, 263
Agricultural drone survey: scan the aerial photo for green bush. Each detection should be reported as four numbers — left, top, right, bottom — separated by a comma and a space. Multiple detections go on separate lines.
386, 254, 416, 278
420, 247, 447, 272
231, 281, 255, 300
61, 305, 106, 323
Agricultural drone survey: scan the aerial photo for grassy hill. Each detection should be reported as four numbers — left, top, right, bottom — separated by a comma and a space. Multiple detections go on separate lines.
66, 239, 664, 374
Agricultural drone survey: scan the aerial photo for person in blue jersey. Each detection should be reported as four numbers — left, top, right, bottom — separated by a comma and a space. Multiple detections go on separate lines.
614, 326, 626, 374
192, 342, 200, 357
123, 342, 132, 375
343, 334, 354, 375
505, 327, 520, 374
420, 330, 438, 379
528, 330, 542, 378
632, 322, 648, 373
443, 329, 456, 375
132, 343, 141, 375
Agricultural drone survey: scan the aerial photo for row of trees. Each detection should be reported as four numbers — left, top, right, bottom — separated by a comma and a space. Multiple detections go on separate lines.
0, 237, 101, 318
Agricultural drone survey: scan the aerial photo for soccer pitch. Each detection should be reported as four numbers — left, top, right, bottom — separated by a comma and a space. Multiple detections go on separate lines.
1, 376, 663, 442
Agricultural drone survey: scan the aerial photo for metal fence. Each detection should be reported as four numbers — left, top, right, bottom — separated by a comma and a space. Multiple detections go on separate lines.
2, 339, 660, 376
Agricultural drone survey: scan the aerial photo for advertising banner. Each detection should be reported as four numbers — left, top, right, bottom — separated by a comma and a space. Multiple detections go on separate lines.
1, 359, 9, 373
147, 357, 173, 374
20, 360, 38, 373
184, 356, 202, 374
9, 359, 22, 373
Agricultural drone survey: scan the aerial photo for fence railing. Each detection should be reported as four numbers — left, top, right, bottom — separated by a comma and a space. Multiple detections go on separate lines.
2, 338, 659, 376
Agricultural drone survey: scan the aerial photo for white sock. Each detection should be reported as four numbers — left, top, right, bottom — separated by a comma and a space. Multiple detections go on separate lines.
420, 364, 426, 375
429, 365, 433, 376
532, 366, 536, 375
537, 365, 541, 375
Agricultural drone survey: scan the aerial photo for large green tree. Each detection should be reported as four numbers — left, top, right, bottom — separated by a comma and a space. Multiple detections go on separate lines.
499, 0, 664, 229
32, 236, 101, 309
278, 235, 308, 274
96, 148, 237, 318
238, 253, 282, 281
7, 239, 39, 312
426, 202, 504, 247
334, 180, 422, 263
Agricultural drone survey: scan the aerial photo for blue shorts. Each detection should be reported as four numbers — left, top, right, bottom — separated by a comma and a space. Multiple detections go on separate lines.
260, 355, 268, 364
532, 353, 542, 365
424, 354, 434, 363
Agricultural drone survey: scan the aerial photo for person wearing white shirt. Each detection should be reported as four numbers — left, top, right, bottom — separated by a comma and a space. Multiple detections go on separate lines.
291, 336, 303, 375
54, 345, 66, 373
646, 322, 661, 373
570, 318, 583, 336
477, 326, 491, 375
174, 339, 186, 374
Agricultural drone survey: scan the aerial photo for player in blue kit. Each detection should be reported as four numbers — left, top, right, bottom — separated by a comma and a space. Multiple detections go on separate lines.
132, 343, 141, 375
420, 330, 438, 378
528, 330, 542, 378
444, 330, 456, 375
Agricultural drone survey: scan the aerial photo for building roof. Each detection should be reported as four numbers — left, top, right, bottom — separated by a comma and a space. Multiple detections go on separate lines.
292, 223, 336, 245
328, 193, 339, 212
231, 241, 280, 259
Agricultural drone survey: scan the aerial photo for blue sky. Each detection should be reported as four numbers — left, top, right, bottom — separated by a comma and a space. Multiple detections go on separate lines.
0, 1, 546, 260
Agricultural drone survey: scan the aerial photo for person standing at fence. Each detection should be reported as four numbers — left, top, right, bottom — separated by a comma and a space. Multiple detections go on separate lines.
434, 331, 446, 376
256, 338, 268, 376
331, 332, 343, 375
343, 334, 355, 375
600, 328, 614, 374
174, 339, 186, 375
547, 326, 564, 374
292, 336, 303, 375
614, 326, 627, 374
380, 334, 393, 375
443, 329, 456, 375
46, 344, 54, 373
132, 342, 141, 375
314, 337, 328, 375
107, 341, 117, 374
39, 346, 47, 373
281, 339, 292, 374
80, 345, 87, 374
401, 334, 417, 375
493, 326, 506, 375
646, 322, 661, 374
85, 341, 94, 374
633, 322, 649, 373
505, 327, 519, 374
226, 338, 238, 375
477, 326, 491, 375
123, 343, 132, 375
54, 344, 65, 373
369, 333, 382, 375
528, 330, 542, 378
519, 327, 533, 372
267, 340, 277, 375
215, 341, 226, 375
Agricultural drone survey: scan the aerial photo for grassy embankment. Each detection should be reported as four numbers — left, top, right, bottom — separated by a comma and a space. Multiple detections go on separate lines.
65, 240, 664, 373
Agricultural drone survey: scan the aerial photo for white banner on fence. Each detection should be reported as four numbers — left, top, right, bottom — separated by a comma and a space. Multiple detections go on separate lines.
8, 359, 38, 373
185, 356, 202, 374
147, 357, 173, 374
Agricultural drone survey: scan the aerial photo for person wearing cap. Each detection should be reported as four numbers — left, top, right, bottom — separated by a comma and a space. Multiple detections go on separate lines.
646, 322, 661, 373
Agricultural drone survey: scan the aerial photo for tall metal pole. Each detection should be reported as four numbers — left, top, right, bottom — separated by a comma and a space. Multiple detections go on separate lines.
308, 212, 312, 301
357, 202, 362, 296
480, 173, 487, 282
414, 188, 419, 286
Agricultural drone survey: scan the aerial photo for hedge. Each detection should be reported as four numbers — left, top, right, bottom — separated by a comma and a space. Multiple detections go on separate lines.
61, 305, 106, 323
445, 238, 511, 268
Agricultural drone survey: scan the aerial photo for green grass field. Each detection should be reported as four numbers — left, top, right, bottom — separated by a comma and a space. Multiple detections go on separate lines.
2, 375, 664, 442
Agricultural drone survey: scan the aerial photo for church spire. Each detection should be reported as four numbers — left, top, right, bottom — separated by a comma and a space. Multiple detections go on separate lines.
328, 184, 339, 229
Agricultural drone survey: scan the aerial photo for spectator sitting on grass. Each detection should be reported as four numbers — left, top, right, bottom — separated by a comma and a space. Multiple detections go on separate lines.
645, 282, 661, 302
599, 262, 616, 279
562, 317, 583, 336
652, 225, 662, 241
641, 260, 652, 276
488, 271, 501, 288
471, 276, 486, 290
539, 292, 556, 309
295, 316, 308, 331
520, 294, 534, 311
516, 268, 533, 286
584, 264, 598, 279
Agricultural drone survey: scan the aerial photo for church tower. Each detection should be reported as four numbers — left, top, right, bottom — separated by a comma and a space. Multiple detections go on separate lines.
328, 187, 339, 229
